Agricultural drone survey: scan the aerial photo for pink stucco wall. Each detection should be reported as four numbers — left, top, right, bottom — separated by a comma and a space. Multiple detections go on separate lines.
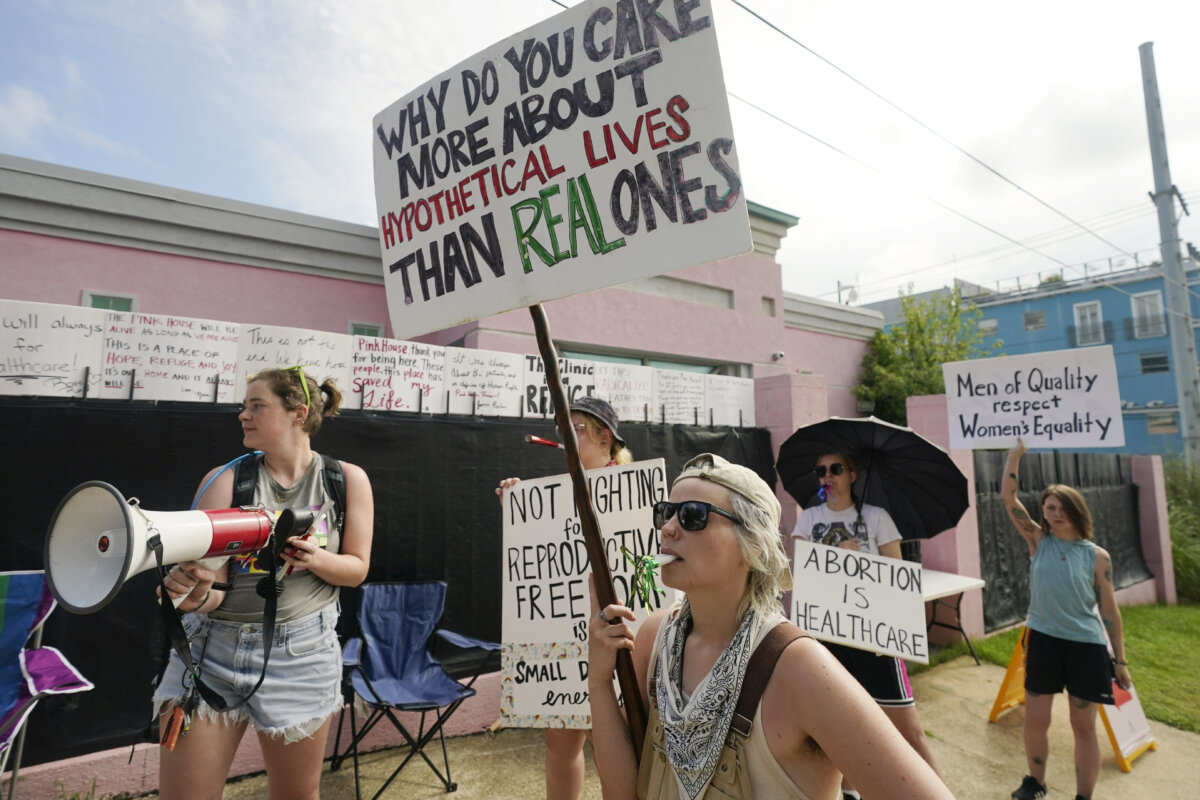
0, 229, 392, 336
782, 328, 868, 419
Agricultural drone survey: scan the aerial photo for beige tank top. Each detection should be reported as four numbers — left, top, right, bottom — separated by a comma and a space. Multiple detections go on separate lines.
640, 606, 817, 800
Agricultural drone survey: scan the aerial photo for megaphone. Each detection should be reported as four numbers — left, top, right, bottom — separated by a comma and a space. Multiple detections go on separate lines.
45, 481, 278, 614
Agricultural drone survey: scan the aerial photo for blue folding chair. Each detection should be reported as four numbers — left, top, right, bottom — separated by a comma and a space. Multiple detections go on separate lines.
330, 582, 498, 797
1, 571, 92, 799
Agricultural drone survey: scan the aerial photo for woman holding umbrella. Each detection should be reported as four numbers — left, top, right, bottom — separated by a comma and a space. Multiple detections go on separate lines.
1002, 439, 1131, 800
791, 452, 943, 799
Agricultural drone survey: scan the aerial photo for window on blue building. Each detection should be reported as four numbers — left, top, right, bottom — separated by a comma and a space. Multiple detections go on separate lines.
1074, 301, 1104, 346
1023, 311, 1046, 330
1140, 353, 1170, 374
1147, 412, 1178, 435
1131, 292, 1167, 338
978, 318, 998, 336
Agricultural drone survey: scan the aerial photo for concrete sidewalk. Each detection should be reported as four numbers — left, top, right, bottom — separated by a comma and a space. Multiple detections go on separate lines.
156, 656, 1196, 798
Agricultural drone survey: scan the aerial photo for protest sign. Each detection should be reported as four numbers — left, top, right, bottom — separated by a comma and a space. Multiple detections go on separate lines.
500, 459, 674, 726
652, 367, 705, 423
99, 312, 239, 402
592, 362, 653, 421
445, 346, 524, 416
523, 354, 596, 416
791, 539, 928, 663
234, 324, 352, 391
350, 336, 446, 412
372, 0, 751, 340
943, 346, 1124, 449
0, 300, 104, 398
706, 373, 755, 426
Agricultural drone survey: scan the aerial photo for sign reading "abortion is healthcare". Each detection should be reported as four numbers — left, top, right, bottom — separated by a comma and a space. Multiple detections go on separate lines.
372, 0, 751, 340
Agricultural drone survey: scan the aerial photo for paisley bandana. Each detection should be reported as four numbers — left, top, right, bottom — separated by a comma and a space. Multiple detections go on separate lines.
655, 599, 758, 800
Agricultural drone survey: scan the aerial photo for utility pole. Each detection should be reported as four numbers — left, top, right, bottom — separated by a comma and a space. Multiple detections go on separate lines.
1140, 42, 1199, 467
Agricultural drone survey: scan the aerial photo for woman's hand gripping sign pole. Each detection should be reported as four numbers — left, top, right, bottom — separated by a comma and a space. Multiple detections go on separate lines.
529, 303, 647, 762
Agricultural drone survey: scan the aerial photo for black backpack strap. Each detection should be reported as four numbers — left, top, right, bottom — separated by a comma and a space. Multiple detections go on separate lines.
232, 452, 264, 508
729, 621, 809, 739
319, 454, 346, 532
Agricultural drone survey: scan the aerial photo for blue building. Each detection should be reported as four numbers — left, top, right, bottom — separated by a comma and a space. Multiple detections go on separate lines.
865, 261, 1200, 457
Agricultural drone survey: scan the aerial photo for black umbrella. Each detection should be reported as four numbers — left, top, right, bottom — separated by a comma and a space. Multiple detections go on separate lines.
775, 416, 969, 541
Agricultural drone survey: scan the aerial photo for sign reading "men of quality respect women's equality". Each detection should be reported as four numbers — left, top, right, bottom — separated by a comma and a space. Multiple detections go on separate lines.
942, 346, 1125, 450
372, 0, 751, 340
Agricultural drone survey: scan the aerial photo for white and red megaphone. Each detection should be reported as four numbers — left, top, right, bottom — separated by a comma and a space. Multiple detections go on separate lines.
45, 481, 277, 614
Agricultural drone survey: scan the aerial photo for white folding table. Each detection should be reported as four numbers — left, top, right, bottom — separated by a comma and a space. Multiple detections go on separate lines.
922, 568, 986, 664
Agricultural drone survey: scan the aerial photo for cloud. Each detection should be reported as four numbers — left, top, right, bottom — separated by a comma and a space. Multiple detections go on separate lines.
0, 86, 54, 147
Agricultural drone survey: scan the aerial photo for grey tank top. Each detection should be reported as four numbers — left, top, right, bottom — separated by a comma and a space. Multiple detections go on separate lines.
209, 452, 341, 623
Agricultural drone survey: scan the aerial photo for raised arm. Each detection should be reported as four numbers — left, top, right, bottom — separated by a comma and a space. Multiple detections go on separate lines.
1002, 439, 1041, 555
1095, 546, 1132, 690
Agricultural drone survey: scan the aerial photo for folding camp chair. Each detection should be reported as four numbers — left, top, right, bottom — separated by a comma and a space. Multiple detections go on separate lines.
1, 571, 92, 799
330, 581, 498, 797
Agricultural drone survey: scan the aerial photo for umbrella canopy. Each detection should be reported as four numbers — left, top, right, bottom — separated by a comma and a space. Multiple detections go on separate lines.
776, 416, 969, 541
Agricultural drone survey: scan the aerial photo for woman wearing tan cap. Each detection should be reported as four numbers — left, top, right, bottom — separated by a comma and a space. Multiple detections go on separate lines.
587, 453, 952, 800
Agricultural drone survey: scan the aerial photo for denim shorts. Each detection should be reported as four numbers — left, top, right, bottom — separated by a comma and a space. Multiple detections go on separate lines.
153, 603, 342, 743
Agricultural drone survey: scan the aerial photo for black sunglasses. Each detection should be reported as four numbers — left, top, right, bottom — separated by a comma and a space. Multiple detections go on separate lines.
815, 463, 846, 478
654, 500, 740, 532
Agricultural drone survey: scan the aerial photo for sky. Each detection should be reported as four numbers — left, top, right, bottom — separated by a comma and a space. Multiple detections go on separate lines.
2, 0, 1198, 307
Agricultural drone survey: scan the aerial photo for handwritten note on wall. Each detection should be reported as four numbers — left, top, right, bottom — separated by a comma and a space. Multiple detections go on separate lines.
445, 347, 524, 417
235, 324, 352, 393
0, 300, 104, 397
653, 369, 707, 424
100, 312, 240, 402
592, 363, 653, 421
351, 337, 447, 412
707, 374, 756, 427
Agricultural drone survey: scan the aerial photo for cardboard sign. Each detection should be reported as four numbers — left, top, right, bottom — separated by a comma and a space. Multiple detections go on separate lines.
372, 0, 751, 340
706, 373, 755, 426
99, 312, 239, 402
522, 354, 596, 417
652, 367, 705, 423
943, 346, 1124, 449
500, 459, 675, 726
592, 362, 653, 421
0, 300, 104, 398
790, 539, 928, 663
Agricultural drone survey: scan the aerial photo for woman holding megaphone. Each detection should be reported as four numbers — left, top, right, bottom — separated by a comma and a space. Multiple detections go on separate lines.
154, 366, 374, 800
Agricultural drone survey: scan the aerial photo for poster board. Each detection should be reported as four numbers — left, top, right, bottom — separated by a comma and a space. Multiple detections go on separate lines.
372, 0, 751, 340
652, 368, 706, 424
445, 346, 524, 416
943, 346, 1124, 449
522, 355, 595, 417
790, 539, 928, 663
0, 300, 104, 398
592, 362, 653, 421
1099, 683, 1157, 771
350, 336, 447, 413
235, 324, 352, 392
99, 312, 240, 402
500, 459, 675, 726
706, 373, 755, 427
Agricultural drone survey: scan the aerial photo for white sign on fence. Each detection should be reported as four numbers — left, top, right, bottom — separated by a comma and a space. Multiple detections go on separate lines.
235, 324, 352, 392
0, 300, 104, 398
100, 312, 239, 402
372, 0, 750, 340
790, 539, 928, 663
350, 336, 447, 412
500, 459, 674, 726
943, 346, 1125, 449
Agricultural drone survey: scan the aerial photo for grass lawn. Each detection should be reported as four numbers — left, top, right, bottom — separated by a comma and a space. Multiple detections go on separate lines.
911, 602, 1200, 734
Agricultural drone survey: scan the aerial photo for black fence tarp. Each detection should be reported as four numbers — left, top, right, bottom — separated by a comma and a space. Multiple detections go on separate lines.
1, 399, 775, 766
974, 450, 1153, 632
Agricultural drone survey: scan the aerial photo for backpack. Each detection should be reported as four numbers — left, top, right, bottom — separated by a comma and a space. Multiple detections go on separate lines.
232, 452, 346, 533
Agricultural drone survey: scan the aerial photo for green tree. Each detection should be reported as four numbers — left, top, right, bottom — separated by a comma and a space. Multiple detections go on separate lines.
854, 289, 1001, 425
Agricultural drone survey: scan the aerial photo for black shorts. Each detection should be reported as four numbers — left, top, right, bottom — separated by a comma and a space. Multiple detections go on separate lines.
1024, 628, 1114, 705
825, 641, 914, 708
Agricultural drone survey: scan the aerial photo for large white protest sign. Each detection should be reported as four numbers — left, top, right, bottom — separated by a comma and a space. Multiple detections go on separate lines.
372, 0, 751, 340
523, 354, 596, 417
791, 539, 928, 663
445, 346, 524, 416
592, 362, 653, 421
652, 367, 705, 423
706, 373, 755, 426
100, 312, 239, 402
500, 459, 675, 726
0, 300, 104, 398
943, 346, 1124, 450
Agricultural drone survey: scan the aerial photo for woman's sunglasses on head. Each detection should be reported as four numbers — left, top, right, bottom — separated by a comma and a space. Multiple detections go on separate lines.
654, 500, 740, 531
815, 463, 846, 478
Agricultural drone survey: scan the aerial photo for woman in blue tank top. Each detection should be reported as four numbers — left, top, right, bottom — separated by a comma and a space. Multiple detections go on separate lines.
1002, 439, 1132, 800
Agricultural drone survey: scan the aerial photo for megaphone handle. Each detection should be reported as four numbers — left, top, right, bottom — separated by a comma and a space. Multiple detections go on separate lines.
164, 556, 230, 608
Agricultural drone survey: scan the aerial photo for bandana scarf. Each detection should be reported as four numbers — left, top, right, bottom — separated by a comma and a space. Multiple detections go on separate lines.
656, 599, 758, 799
